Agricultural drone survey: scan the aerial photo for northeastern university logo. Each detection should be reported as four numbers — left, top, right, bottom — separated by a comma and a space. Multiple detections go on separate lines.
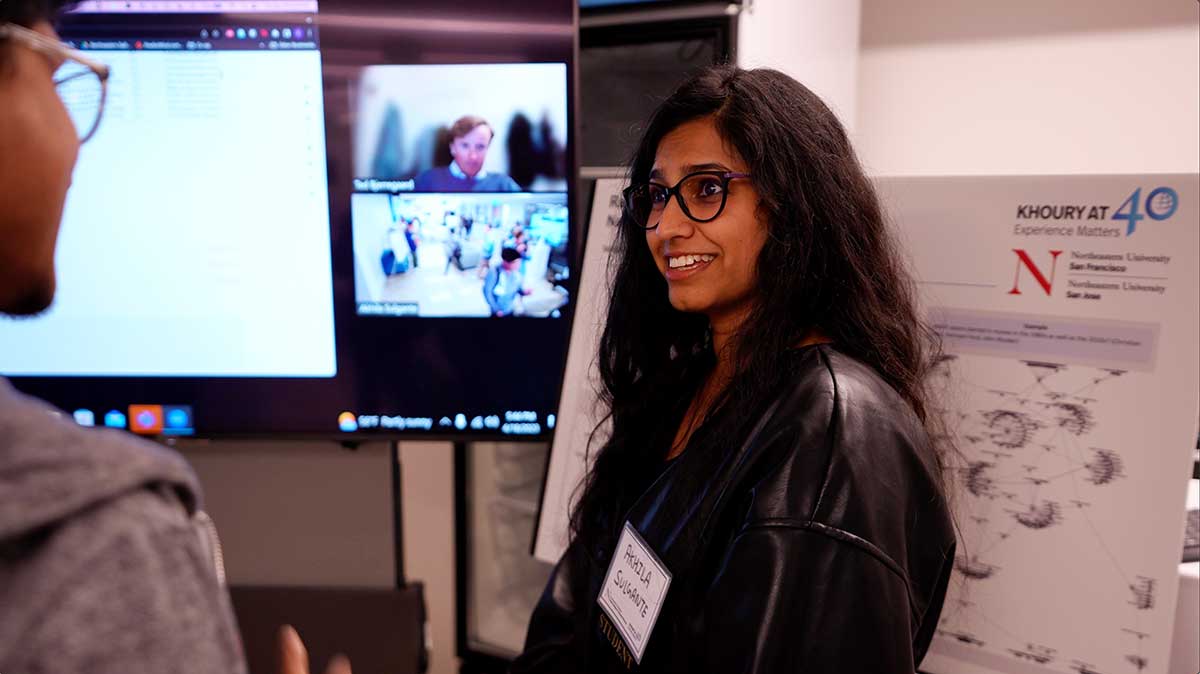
1009, 250, 1062, 296
1008, 186, 1179, 296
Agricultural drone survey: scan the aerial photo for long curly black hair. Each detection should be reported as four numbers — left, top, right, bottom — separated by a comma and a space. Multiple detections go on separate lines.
565, 65, 951, 615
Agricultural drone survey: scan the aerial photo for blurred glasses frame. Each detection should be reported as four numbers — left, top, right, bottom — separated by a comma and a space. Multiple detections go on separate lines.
0, 21, 110, 143
623, 170, 752, 230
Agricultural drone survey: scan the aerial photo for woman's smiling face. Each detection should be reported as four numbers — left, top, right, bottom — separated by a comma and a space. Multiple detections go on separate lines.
644, 116, 767, 330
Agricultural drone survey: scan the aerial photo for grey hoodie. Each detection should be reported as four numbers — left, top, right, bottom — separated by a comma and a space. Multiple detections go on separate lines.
0, 378, 248, 673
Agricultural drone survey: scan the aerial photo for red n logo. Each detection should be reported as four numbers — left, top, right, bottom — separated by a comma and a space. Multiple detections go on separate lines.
1009, 249, 1062, 295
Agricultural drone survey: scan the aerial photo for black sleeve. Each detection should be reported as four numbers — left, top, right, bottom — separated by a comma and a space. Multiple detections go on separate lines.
509, 549, 584, 674
685, 522, 920, 673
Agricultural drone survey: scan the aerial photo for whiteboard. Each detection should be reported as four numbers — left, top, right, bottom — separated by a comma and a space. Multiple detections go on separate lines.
533, 177, 626, 563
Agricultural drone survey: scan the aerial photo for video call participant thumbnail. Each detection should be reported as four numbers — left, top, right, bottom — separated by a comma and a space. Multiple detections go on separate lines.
483, 246, 533, 317
413, 115, 521, 193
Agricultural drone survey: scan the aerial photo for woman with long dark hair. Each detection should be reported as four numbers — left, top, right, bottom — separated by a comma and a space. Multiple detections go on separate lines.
512, 65, 957, 673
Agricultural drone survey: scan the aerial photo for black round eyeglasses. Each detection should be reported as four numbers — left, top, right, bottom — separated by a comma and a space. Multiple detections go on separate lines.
623, 170, 751, 230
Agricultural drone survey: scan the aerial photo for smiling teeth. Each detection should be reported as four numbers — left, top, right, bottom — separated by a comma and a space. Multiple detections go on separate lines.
669, 254, 715, 269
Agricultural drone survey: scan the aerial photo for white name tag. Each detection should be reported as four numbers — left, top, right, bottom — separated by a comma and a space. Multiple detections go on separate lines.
596, 521, 672, 664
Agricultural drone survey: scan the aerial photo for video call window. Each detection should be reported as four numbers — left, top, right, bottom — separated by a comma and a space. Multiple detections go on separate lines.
352, 193, 569, 318
2, 0, 578, 437
352, 63, 569, 194
350, 62, 571, 319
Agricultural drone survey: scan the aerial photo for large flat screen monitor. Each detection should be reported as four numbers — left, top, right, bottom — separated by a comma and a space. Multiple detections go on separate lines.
0, 0, 577, 439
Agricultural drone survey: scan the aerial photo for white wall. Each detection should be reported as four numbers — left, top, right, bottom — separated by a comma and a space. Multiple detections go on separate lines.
855, 0, 1200, 176
737, 0, 861, 131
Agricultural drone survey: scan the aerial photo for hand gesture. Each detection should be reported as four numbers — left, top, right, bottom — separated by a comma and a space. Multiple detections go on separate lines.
278, 625, 352, 674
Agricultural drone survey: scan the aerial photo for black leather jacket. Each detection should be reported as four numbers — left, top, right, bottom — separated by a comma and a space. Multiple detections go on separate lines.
512, 345, 956, 673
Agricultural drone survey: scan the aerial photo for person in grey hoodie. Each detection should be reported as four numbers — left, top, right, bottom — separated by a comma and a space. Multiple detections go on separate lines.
0, 382, 248, 672
0, 3, 250, 672
0, 2, 346, 673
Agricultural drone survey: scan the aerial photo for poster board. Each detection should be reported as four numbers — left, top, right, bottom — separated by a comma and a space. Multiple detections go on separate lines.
533, 177, 624, 564
533, 174, 1200, 674
890, 174, 1199, 674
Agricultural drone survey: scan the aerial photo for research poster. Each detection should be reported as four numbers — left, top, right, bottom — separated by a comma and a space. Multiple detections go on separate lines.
884, 175, 1199, 674
536, 175, 1199, 674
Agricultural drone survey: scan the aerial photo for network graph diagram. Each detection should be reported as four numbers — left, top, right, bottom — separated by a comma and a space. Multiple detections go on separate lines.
931, 356, 1163, 674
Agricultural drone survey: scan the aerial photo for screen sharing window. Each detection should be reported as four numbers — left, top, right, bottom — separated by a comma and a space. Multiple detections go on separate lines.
0, 9, 335, 377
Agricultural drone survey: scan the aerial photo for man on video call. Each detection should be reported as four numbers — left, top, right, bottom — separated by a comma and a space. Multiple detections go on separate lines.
413, 114, 522, 192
